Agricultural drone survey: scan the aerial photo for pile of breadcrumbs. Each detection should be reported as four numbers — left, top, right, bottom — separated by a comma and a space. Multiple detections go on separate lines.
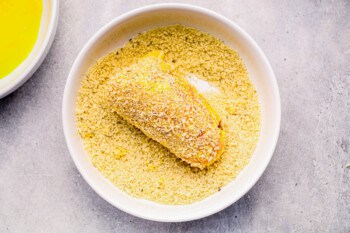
76, 25, 261, 205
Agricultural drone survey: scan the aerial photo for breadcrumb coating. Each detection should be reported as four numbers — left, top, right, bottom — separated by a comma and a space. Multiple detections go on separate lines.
108, 53, 225, 168
76, 25, 261, 205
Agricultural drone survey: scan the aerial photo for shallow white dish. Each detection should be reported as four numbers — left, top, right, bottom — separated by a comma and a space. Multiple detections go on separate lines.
63, 4, 280, 222
0, 0, 59, 99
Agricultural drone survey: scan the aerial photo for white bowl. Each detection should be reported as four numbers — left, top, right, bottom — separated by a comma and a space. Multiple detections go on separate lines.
0, 0, 59, 98
63, 4, 280, 222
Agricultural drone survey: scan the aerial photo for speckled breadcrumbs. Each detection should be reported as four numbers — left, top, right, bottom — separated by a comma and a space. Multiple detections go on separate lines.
76, 25, 261, 205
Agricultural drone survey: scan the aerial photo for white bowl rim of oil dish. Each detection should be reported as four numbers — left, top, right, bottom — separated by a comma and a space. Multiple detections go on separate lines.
63, 3, 281, 222
0, 0, 59, 99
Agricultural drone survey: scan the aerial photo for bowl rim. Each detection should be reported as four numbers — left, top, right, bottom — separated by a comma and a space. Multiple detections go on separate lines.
63, 3, 281, 222
0, 0, 59, 99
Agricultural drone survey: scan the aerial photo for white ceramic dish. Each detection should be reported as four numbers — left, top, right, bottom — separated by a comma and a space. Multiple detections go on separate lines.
0, 0, 59, 99
63, 4, 280, 222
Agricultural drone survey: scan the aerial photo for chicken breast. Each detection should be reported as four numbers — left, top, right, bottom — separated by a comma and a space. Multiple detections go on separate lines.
108, 51, 225, 168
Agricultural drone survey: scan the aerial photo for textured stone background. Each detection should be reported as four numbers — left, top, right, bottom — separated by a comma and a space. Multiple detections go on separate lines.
0, 0, 349, 232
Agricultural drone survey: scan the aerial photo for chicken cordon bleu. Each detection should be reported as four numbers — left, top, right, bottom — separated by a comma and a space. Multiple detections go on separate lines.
108, 51, 225, 168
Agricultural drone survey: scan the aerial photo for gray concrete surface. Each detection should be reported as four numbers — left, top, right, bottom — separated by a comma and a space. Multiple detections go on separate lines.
0, 0, 349, 232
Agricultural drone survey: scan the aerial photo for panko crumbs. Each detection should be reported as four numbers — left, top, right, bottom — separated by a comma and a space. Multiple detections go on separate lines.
76, 25, 261, 205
